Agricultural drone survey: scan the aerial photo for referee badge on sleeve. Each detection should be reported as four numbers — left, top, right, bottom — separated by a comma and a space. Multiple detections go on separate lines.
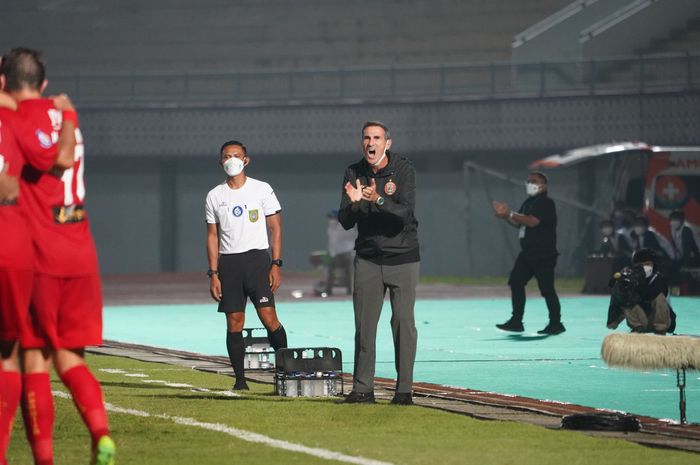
384, 179, 397, 195
249, 209, 259, 222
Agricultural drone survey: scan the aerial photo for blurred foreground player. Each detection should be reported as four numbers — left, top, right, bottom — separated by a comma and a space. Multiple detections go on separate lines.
2, 48, 114, 465
0, 89, 27, 465
205, 140, 287, 390
0, 73, 78, 465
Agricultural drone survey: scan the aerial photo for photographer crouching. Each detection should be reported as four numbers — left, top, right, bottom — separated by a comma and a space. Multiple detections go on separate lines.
607, 249, 677, 335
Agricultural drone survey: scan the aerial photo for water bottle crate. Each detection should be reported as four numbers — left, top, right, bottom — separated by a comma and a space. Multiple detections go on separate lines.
274, 347, 343, 397
243, 327, 274, 370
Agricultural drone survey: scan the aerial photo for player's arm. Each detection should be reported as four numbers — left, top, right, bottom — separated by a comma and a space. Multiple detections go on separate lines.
52, 94, 77, 170
266, 212, 282, 292
11, 111, 75, 172
0, 164, 19, 202
206, 222, 222, 302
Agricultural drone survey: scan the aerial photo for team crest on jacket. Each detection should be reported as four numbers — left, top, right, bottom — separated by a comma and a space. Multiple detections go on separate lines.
384, 180, 397, 195
249, 209, 259, 222
36, 129, 53, 149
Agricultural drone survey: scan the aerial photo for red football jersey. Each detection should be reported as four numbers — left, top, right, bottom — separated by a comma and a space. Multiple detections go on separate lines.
16, 98, 99, 277
0, 108, 33, 271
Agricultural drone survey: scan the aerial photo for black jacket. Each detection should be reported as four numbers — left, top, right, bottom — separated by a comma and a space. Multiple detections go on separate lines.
338, 152, 419, 265
672, 225, 700, 264
607, 268, 676, 332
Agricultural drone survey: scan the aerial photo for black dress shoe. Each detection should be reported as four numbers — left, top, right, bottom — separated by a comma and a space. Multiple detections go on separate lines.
232, 380, 250, 391
537, 322, 566, 335
340, 391, 375, 404
496, 319, 524, 332
390, 392, 413, 405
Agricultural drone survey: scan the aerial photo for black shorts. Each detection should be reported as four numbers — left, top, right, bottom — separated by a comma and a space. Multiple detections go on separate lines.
218, 249, 275, 313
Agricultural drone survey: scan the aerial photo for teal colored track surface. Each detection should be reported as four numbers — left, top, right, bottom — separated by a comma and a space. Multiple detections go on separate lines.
105, 296, 700, 422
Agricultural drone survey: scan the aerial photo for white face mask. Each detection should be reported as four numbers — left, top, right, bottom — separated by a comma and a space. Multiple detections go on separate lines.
633, 226, 645, 236
223, 157, 244, 177
526, 183, 540, 196
601, 227, 613, 236
370, 149, 387, 167
643, 264, 653, 278
670, 220, 682, 230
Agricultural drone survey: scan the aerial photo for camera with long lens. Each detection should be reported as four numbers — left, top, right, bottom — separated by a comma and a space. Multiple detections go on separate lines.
611, 264, 646, 308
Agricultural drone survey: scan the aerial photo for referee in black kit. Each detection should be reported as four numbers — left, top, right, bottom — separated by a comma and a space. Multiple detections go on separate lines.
492, 172, 565, 335
205, 140, 288, 390
338, 121, 420, 405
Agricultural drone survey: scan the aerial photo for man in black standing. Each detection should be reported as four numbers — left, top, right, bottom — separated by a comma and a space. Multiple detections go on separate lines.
492, 172, 565, 335
338, 121, 420, 405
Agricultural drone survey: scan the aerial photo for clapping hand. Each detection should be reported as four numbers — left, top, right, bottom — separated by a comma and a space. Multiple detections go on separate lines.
492, 200, 510, 219
344, 179, 364, 203
361, 178, 379, 203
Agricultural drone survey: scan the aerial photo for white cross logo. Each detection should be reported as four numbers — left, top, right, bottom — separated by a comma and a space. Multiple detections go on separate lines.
662, 181, 680, 200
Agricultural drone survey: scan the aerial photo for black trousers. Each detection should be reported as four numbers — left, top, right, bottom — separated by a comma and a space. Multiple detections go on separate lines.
508, 252, 561, 323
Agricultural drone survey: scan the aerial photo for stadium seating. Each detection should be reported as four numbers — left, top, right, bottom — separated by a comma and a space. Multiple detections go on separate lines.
0, 0, 572, 74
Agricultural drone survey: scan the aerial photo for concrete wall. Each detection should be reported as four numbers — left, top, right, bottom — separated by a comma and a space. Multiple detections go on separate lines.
84, 150, 608, 278
76, 90, 700, 276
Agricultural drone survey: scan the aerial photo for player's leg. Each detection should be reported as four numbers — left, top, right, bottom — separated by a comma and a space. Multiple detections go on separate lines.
0, 341, 21, 465
20, 273, 62, 465
21, 348, 54, 465
499, 253, 532, 331
52, 275, 114, 465
0, 269, 32, 464
53, 349, 113, 465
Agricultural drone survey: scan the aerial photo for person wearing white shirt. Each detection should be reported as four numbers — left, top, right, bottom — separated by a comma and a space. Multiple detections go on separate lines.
205, 140, 287, 391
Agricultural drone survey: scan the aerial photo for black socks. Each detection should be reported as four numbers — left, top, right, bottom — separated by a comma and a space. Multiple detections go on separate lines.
226, 331, 245, 380
267, 325, 288, 351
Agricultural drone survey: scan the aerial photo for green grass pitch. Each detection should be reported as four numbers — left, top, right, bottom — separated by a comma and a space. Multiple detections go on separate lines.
6, 353, 699, 465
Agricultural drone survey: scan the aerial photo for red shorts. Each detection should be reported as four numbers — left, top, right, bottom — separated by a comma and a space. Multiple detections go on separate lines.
22, 274, 103, 350
0, 270, 33, 341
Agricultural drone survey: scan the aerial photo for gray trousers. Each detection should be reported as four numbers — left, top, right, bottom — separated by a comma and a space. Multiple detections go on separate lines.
352, 257, 419, 393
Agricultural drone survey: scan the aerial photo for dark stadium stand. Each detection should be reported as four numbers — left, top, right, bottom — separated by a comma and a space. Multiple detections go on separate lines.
0, 0, 572, 73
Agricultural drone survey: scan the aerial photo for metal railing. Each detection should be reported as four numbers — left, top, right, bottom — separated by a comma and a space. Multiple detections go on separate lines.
48, 52, 700, 105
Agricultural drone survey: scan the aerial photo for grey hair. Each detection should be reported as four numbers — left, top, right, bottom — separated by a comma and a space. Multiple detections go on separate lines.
361, 121, 391, 139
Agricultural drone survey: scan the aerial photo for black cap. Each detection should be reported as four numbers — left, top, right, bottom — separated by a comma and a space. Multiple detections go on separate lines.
632, 248, 656, 264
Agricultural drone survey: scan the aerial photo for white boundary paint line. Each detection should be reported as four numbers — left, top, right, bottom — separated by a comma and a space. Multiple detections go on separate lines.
52, 391, 395, 465
98, 368, 240, 397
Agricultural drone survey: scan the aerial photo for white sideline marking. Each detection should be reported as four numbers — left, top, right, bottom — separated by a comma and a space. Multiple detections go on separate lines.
52, 390, 394, 465
100, 368, 241, 398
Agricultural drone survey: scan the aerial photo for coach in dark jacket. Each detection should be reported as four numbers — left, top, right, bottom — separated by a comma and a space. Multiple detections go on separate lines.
338, 121, 419, 406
